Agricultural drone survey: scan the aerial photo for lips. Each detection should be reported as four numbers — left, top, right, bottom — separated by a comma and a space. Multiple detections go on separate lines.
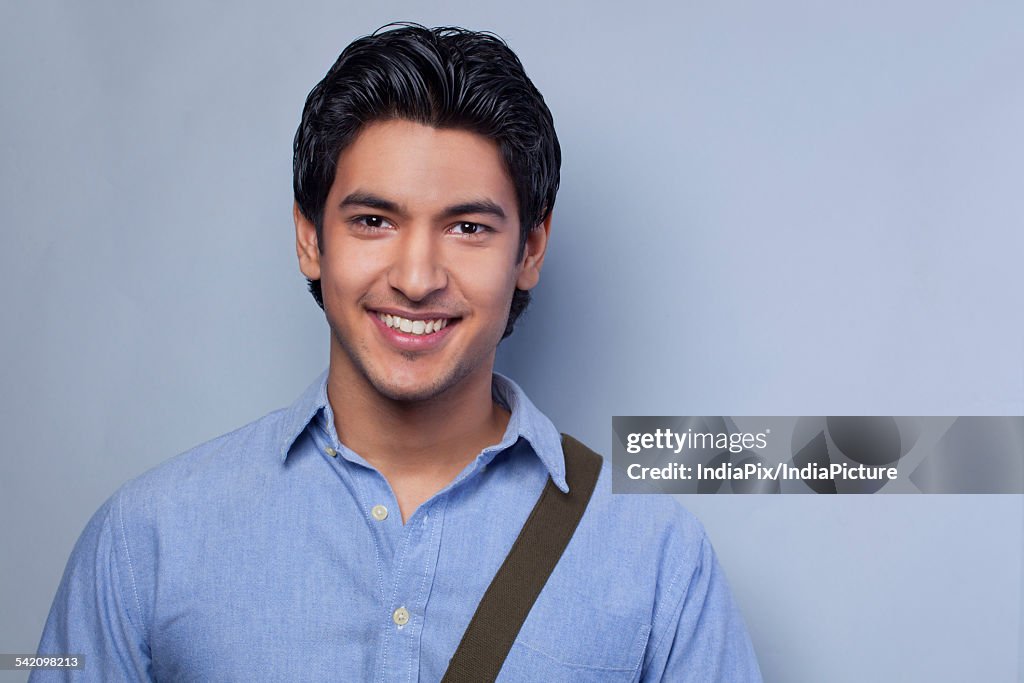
375, 312, 452, 336
368, 309, 460, 351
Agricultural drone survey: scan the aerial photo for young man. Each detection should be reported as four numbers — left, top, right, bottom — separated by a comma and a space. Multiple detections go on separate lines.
34, 25, 761, 681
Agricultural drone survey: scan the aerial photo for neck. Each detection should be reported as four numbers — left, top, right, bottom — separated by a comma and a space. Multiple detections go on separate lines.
325, 346, 511, 485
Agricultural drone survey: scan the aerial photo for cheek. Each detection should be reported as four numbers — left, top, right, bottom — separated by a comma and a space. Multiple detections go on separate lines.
320, 243, 386, 299
455, 255, 520, 313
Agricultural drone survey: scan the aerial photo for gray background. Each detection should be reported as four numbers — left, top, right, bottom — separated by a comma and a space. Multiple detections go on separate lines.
1, 1, 1022, 681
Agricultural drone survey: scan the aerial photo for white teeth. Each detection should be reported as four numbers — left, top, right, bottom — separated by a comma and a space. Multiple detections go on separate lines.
376, 313, 450, 336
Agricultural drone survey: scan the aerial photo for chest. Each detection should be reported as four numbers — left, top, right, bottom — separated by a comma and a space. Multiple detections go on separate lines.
144, 460, 652, 681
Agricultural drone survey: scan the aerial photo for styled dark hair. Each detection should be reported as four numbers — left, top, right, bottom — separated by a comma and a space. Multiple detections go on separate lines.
292, 23, 561, 339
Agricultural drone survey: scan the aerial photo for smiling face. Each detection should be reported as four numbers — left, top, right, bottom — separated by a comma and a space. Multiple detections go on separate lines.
295, 119, 549, 404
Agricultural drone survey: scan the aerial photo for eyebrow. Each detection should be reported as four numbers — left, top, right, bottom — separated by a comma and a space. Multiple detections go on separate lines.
340, 191, 507, 221
340, 191, 400, 213
441, 200, 507, 221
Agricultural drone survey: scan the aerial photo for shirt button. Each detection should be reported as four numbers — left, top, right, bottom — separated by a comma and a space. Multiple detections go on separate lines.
324, 447, 337, 457
371, 505, 389, 521
392, 606, 410, 626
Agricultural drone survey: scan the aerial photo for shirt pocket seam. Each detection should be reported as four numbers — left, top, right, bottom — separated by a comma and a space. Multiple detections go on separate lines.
512, 621, 652, 673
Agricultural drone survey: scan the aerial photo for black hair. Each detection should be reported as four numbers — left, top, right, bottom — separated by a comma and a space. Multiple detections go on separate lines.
292, 23, 560, 338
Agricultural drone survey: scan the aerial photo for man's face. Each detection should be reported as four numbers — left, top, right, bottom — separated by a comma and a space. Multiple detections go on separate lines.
295, 119, 548, 403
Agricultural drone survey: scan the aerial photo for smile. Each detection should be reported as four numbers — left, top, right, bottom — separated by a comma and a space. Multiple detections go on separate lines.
375, 312, 452, 336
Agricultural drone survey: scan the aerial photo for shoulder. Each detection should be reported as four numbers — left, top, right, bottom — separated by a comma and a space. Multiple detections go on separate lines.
110, 406, 293, 523
529, 440, 742, 673
581, 457, 711, 569
560, 444, 761, 679
138, 407, 289, 483
556, 437, 713, 613
564, 436, 709, 563
558, 438, 729, 629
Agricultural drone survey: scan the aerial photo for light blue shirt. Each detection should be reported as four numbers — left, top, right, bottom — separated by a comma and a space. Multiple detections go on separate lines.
34, 371, 761, 682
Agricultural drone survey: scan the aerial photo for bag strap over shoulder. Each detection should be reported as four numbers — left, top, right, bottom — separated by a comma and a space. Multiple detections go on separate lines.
441, 433, 603, 683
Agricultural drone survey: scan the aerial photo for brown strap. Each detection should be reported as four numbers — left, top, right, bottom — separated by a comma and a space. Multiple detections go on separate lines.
441, 433, 603, 683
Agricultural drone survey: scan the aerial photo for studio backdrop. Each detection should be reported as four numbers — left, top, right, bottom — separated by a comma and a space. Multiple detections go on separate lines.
1, 2, 1022, 682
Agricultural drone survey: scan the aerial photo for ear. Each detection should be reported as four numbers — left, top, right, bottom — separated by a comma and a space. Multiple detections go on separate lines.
515, 211, 552, 291
294, 202, 321, 281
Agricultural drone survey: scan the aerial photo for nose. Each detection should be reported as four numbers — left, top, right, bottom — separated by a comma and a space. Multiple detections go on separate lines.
387, 228, 448, 302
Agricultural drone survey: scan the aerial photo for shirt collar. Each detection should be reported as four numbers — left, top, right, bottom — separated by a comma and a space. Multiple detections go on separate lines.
277, 368, 331, 460
277, 370, 568, 492
490, 372, 568, 492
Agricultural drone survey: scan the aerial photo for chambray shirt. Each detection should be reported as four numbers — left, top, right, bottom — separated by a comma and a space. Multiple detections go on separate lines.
34, 371, 761, 682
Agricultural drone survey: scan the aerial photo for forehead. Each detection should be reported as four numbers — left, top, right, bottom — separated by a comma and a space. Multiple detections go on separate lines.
330, 119, 517, 216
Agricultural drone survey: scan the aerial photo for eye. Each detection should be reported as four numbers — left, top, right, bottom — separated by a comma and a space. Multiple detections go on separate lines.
449, 222, 489, 237
350, 215, 394, 232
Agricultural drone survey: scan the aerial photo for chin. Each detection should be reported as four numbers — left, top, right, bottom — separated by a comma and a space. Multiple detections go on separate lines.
372, 379, 446, 403
368, 359, 477, 404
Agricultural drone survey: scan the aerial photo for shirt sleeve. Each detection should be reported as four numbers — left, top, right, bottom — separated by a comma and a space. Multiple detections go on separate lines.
641, 534, 763, 682
30, 492, 153, 682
